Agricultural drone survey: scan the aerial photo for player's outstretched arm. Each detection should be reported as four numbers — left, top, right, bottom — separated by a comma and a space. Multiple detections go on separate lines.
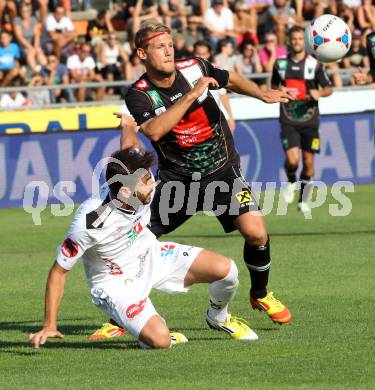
140, 77, 219, 142
29, 262, 69, 348
113, 113, 142, 150
226, 71, 294, 103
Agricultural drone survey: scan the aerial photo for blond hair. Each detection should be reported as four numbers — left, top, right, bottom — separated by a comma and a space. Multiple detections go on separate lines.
134, 21, 171, 49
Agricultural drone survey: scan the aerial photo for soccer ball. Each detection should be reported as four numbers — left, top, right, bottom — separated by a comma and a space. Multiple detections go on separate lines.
304, 14, 351, 63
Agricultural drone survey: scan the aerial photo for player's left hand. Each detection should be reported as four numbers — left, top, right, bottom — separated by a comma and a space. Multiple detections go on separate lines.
309, 89, 320, 101
29, 328, 64, 348
261, 89, 295, 104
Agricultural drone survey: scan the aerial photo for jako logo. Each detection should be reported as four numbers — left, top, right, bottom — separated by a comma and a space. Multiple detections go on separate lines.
126, 298, 147, 319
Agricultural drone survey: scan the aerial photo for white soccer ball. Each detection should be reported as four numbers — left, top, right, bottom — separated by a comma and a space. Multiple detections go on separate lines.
304, 14, 351, 63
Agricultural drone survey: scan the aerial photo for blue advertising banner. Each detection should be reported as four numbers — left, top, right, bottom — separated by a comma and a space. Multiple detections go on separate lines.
1, 112, 374, 208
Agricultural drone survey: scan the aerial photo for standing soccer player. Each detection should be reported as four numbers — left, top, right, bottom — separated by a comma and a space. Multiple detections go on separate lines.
271, 26, 333, 213
90, 21, 293, 340
30, 147, 258, 349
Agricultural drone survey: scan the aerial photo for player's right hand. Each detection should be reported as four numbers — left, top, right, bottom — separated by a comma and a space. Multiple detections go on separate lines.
29, 328, 64, 348
113, 113, 140, 132
190, 77, 219, 99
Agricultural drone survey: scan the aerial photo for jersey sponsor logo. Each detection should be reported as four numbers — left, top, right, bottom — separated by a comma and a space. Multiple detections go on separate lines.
173, 107, 213, 147
285, 79, 307, 100
61, 238, 78, 258
235, 190, 253, 205
126, 298, 147, 319
175, 59, 197, 69
124, 223, 143, 248
155, 106, 166, 116
170, 92, 182, 102
311, 137, 320, 150
160, 244, 176, 257
103, 259, 123, 275
147, 90, 164, 109
135, 79, 149, 90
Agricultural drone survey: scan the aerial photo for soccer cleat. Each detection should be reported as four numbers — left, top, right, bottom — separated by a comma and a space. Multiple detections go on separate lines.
170, 332, 189, 345
281, 182, 297, 204
206, 313, 258, 340
88, 322, 126, 340
250, 291, 291, 324
297, 201, 311, 214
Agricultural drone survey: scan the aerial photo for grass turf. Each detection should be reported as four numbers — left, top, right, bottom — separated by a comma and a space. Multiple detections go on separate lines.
0, 184, 374, 390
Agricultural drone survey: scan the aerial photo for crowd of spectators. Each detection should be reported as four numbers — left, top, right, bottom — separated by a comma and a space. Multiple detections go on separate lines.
0, 0, 374, 109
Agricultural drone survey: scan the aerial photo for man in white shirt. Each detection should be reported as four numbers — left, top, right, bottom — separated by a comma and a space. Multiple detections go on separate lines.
42, 6, 76, 59
203, 0, 236, 50
67, 42, 104, 102
29, 120, 258, 349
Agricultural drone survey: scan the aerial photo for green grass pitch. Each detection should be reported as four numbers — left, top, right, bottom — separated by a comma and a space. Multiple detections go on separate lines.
1, 185, 374, 390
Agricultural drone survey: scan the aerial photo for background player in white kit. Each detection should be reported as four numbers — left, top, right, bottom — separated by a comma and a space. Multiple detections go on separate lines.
30, 146, 257, 349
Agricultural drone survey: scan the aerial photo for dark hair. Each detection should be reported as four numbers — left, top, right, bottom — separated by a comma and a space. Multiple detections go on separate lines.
240, 39, 255, 54
106, 148, 154, 198
216, 38, 232, 54
193, 40, 212, 53
288, 25, 304, 39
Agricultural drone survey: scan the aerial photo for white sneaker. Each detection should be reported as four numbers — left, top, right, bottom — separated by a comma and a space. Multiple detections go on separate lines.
297, 201, 311, 214
281, 182, 297, 204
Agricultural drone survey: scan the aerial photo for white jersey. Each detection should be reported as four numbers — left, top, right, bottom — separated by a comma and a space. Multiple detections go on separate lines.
56, 186, 157, 289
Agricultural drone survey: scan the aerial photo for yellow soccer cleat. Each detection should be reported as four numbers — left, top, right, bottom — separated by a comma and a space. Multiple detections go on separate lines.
250, 291, 292, 324
206, 314, 258, 341
88, 322, 126, 340
170, 332, 189, 346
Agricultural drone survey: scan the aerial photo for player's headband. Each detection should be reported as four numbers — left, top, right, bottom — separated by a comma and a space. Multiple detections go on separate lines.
140, 32, 169, 47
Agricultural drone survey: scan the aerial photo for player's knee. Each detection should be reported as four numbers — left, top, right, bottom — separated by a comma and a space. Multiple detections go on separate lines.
150, 332, 171, 349
242, 224, 268, 246
214, 256, 233, 280
287, 160, 299, 172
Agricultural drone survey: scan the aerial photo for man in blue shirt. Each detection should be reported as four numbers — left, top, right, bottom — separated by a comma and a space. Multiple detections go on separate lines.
0, 30, 21, 86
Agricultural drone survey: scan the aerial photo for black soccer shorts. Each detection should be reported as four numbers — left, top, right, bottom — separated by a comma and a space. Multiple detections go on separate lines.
281, 123, 321, 153
148, 165, 260, 236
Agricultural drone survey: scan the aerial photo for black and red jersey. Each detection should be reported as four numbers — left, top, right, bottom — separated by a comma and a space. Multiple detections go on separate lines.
271, 55, 331, 127
124, 57, 239, 177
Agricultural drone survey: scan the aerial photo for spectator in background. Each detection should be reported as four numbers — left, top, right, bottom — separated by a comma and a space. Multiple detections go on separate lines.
193, 39, 236, 132
243, 0, 273, 42
342, 29, 370, 85
0, 30, 21, 86
125, 50, 145, 82
214, 38, 236, 70
0, 90, 28, 108
41, 53, 74, 102
101, 33, 128, 95
173, 32, 188, 59
159, 0, 187, 31
42, 5, 76, 58
258, 32, 286, 73
86, 9, 114, 58
0, 0, 17, 24
67, 42, 104, 102
235, 39, 262, 78
13, 4, 47, 75
293, 0, 323, 23
337, 2, 355, 33
28, 73, 50, 106
233, 2, 258, 46
268, 0, 295, 47
183, 15, 206, 54
204, 0, 236, 51
356, 0, 375, 45
128, 0, 160, 38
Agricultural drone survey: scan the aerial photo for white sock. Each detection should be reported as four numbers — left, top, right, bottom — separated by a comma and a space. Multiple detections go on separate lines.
207, 259, 239, 323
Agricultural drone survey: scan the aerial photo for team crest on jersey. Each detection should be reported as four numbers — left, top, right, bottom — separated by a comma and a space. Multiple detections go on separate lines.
175, 59, 197, 69
147, 90, 164, 109
126, 298, 147, 319
61, 238, 78, 258
125, 223, 143, 248
103, 259, 123, 275
160, 244, 176, 257
135, 79, 149, 90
